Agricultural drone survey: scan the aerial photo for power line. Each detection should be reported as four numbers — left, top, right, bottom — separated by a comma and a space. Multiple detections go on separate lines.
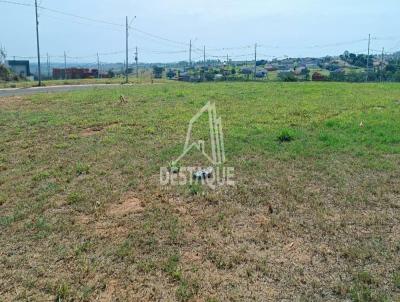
125, 16, 129, 83
5, 0, 397, 62
131, 27, 189, 46
189, 40, 192, 66
38, 5, 124, 28
39, 11, 124, 33
139, 49, 187, 54
135, 46, 138, 79
366, 34, 371, 82
0, 0, 31, 7
254, 43, 257, 77
2, 0, 189, 47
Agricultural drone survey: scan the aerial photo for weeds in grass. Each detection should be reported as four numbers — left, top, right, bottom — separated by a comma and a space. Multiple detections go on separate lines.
168, 161, 181, 173
349, 271, 388, 302
74, 240, 92, 256
32, 171, 50, 182
176, 279, 199, 302
394, 272, 400, 289
188, 183, 202, 195
136, 259, 156, 273
75, 163, 90, 176
115, 239, 133, 259
1, 82, 399, 300
166, 216, 181, 244
55, 282, 70, 301
0, 215, 15, 227
164, 253, 182, 281
277, 129, 294, 142
23, 216, 52, 240
67, 192, 85, 205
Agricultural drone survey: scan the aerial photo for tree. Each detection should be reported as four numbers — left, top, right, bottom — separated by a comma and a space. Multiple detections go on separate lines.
152, 66, 164, 79
204, 72, 215, 81
0, 46, 10, 81
0, 64, 11, 81
385, 63, 397, 73
312, 72, 327, 81
329, 70, 346, 82
394, 71, 400, 82
107, 69, 115, 78
278, 71, 297, 82
0, 46, 6, 64
300, 67, 310, 80
240, 67, 252, 79
166, 69, 176, 79
256, 59, 267, 66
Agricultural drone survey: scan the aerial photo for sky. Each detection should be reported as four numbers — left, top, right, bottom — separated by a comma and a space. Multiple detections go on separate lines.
1, 0, 400, 63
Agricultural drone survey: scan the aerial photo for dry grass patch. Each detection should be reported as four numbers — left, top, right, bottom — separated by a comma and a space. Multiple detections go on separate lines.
107, 193, 146, 217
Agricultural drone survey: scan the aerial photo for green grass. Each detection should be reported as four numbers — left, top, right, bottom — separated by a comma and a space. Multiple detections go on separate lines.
0, 81, 399, 300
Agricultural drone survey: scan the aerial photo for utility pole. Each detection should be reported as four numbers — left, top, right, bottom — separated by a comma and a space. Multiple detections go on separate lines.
46, 53, 50, 79
380, 47, 384, 82
135, 46, 139, 80
97, 52, 100, 79
189, 40, 192, 67
366, 34, 371, 82
226, 54, 229, 65
125, 16, 129, 84
254, 43, 258, 77
64, 51, 67, 80
203, 45, 206, 67
34, 0, 41, 86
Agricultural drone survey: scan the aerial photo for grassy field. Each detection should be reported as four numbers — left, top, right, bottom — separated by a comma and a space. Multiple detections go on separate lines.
0, 82, 399, 301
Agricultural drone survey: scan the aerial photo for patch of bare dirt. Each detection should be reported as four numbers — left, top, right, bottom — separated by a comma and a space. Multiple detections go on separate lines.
97, 279, 118, 302
0, 96, 30, 109
80, 123, 120, 137
80, 127, 104, 137
107, 194, 145, 217
182, 250, 202, 262
94, 223, 129, 238
75, 213, 91, 225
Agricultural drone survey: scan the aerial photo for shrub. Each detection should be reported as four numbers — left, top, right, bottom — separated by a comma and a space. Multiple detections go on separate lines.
67, 192, 85, 205
153, 66, 164, 79
75, 162, 89, 176
189, 183, 202, 195
278, 71, 297, 82
277, 129, 294, 142
0, 64, 11, 81
346, 71, 366, 83
204, 72, 215, 81
166, 69, 176, 79
312, 72, 328, 81
107, 69, 115, 78
329, 70, 346, 82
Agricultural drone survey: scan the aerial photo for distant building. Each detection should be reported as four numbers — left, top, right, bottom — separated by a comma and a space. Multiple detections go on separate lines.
265, 64, 277, 71
5, 60, 30, 77
52, 68, 98, 79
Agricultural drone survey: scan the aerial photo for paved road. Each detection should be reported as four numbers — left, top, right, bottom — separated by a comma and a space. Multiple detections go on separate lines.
0, 84, 126, 97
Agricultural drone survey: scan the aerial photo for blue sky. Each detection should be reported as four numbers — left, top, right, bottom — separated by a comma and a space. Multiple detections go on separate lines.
1, 0, 400, 63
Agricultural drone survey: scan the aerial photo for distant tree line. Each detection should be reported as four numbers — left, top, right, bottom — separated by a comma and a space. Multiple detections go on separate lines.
0, 47, 12, 81
339, 51, 374, 68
